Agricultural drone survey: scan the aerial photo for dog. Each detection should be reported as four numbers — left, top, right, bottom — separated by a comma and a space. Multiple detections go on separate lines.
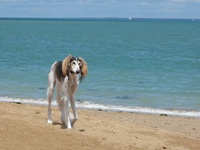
47, 55, 88, 128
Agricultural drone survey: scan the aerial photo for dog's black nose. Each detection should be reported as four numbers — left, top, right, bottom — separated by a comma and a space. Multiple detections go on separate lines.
76, 70, 80, 74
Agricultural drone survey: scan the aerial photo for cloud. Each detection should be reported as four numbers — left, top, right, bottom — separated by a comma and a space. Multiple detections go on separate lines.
1, 0, 200, 5
167, 0, 200, 3
0, 0, 200, 18
0, 0, 116, 5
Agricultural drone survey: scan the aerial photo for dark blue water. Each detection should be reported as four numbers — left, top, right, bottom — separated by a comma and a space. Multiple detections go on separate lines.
0, 18, 200, 116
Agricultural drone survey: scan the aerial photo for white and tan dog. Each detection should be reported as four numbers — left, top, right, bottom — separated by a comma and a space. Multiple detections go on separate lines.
47, 55, 88, 128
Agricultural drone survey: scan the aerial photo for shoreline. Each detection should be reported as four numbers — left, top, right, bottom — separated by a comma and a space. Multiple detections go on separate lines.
1, 97, 200, 118
0, 102, 200, 150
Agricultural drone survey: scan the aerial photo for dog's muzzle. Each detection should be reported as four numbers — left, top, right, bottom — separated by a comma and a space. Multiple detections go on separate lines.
76, 70, 80, 74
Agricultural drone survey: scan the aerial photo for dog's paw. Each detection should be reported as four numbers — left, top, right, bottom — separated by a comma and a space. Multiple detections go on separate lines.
47, 120, 53, 124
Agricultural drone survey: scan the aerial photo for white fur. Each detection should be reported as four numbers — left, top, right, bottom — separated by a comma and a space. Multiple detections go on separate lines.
47, 57, 83, 129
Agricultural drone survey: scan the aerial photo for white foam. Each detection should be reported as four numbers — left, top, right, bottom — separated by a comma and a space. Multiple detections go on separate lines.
0, 96, 50, 106
77, 101, 200, 118
0, 97, 200, 118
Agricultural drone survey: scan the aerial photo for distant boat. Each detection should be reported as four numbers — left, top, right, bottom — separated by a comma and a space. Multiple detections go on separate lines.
128, 17, 133, 20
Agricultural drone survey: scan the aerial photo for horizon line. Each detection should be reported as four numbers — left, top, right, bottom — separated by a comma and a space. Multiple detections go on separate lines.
0, 17, 199, 20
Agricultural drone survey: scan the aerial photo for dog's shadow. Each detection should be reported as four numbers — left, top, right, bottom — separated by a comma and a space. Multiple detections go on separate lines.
52, 122, 72, 129
52, 122, 62, 126
52, 122, 65, 129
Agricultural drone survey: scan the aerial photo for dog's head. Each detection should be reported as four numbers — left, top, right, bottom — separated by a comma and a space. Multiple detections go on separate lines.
62, 55, 88, 81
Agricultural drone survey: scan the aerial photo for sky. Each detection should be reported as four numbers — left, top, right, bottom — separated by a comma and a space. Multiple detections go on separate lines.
0, 0, 200, 19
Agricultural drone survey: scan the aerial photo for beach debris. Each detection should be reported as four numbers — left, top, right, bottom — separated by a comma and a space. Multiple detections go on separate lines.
163, 146, 167, 149
35, 111, 40, 114
79, 129, 85, 132
155, 146, 167, 150
160, 114, 168, 116
10, 102, 21, 105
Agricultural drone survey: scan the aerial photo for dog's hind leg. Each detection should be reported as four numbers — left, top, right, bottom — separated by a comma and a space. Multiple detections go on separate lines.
56, 83, 62, 110
56, 84, 64, 123
47, 65, 56, 124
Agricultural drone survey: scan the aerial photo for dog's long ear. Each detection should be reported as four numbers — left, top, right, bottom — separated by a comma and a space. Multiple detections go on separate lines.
62, 55, 73, 77
79, 57, 88, 82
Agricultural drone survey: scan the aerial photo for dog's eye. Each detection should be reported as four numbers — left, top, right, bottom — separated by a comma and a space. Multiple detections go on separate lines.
72, 62, 76, 65
78, 62, 81, 66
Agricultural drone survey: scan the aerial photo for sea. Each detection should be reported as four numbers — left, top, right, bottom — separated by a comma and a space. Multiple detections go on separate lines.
0, 18, 200, 117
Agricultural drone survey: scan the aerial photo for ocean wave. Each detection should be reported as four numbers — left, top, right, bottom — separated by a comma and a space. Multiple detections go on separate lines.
0, 96, 200, 118
0, 97, 49, 105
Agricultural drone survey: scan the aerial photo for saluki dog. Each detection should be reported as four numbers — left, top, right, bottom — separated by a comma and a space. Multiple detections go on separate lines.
47, 55, 88, 128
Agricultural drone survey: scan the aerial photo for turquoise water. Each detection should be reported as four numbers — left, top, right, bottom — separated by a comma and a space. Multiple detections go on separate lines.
0, 18, 200, 115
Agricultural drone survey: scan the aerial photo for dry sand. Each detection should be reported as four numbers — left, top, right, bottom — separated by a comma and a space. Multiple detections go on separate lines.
0, 102, 200, 150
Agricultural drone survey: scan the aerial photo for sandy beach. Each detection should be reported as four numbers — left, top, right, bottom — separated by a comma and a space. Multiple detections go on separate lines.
0, 102, 200, 150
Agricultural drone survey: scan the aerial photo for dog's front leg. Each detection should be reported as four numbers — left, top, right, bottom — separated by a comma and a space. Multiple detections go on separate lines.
61, 77, 72, 129
61, 97, 72, 129
70, 98, 78, 126
66, 98, 72, 129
